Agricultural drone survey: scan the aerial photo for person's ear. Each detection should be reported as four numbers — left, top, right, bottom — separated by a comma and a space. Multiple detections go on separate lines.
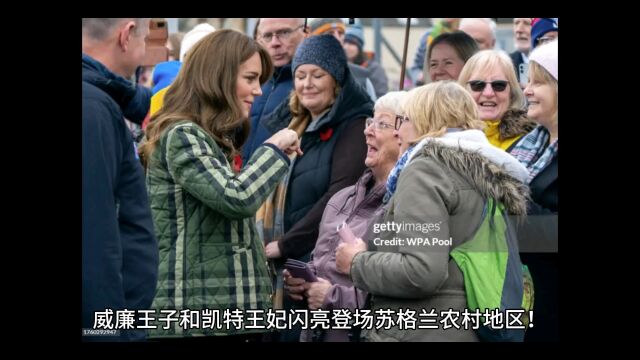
118, 20, 136, 52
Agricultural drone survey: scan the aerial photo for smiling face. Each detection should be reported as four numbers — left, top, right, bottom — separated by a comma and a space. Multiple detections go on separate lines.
468, 66, 511, 121
524, 81, 554, 123
294, 64, 337, 117
524, 63, 557, 126
236, 52, 263, 118
428, 43, 466, 81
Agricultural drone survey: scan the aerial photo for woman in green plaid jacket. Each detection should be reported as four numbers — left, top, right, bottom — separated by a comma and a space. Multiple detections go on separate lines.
140, 29, 301, 340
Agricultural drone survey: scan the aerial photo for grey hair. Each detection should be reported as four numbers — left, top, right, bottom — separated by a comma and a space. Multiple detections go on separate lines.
254, 18, 306, 38
374, 91, 407, 115
82, 18, 149, 41
460, 18, 497, 40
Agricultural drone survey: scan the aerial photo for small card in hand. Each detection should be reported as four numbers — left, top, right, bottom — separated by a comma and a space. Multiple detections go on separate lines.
284, 259, 317, 282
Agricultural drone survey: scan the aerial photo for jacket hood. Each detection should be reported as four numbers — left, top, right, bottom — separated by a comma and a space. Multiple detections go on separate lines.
499, 109, 537, 141
410, 130, 530, 215
263, 69, 373, 133
82, 53, 151, 124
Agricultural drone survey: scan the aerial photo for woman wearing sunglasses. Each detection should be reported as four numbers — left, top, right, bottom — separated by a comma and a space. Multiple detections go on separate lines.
458, 50, 536, 151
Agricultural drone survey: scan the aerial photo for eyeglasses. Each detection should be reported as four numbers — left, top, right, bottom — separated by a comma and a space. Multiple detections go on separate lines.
467, 80, 509, 92
394, 115, 410, 130
537, 36, 556, 45
365, 117, 395, 131
258, 25, 304, 43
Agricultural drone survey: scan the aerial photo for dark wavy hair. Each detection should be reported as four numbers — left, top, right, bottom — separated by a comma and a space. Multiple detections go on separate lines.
141, 29, 273, 166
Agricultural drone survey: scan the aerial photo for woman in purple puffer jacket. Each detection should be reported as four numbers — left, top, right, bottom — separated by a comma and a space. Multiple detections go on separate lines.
284, 91, 405, 342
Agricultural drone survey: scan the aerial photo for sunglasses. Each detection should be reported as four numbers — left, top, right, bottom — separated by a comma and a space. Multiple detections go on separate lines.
467, 80, 509, 92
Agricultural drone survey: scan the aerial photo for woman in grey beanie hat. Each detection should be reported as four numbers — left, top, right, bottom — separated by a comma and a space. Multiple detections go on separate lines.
292, 34, 348, 86
260, 35, 374, 343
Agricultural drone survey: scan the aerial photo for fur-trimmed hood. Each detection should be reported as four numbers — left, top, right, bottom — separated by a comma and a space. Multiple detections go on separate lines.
498, 109, 537, 141
409, 130, 530, 215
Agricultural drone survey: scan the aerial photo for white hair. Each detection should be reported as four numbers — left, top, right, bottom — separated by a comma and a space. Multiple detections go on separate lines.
180, 23, 216, 62
375, 91, 408, 114
460, 18, 496, 40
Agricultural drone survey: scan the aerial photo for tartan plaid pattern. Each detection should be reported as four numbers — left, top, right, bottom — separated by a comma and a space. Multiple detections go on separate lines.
145, 121, 289, 337
510, 125, 558, 184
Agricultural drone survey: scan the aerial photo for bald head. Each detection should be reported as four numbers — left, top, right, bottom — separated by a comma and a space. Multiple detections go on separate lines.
459, 18, 496, 50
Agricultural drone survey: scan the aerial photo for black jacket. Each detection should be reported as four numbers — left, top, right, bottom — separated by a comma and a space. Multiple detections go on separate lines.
263, 69, 373, 259
510, 50, 527, 85
82, 54, 158, 341
519, 150, 558, 342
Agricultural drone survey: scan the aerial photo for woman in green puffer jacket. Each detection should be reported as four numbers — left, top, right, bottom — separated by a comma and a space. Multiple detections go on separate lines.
140, 29, 301, 341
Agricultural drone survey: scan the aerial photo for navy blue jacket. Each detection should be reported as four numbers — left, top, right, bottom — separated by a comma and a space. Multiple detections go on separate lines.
82, 54, 151, 125
82, 54, 158, 341
242, 64, 294, 164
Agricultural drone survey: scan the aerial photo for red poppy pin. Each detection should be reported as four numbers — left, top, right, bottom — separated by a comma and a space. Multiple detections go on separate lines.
319, 127, 333, 141
233, 154, 242, 173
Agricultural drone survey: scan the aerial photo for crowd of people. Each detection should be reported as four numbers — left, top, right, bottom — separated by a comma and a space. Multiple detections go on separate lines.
82, 18, 558, 342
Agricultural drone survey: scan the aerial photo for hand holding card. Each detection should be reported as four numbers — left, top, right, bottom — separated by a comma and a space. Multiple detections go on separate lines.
284, 259, 317, 282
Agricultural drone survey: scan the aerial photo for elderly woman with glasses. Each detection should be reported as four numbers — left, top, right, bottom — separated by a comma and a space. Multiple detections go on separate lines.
284, 91, 405, 342
457, 50, 536, 151
335, 81, 530, 342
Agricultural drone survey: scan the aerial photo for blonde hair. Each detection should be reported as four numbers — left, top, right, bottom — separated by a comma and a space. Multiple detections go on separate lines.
287, 83, 341, 137
458, 50, 525, 111
403, 81, 484, 144
529, 61, 558, 124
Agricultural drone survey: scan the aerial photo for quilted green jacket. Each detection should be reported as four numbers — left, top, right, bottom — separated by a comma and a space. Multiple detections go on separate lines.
145, 121, 289, 337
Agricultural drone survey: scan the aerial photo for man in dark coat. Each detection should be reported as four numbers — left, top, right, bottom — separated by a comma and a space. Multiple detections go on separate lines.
82, 18, 158, 342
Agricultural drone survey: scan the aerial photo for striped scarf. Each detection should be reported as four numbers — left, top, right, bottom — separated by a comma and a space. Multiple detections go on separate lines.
510, 125, 558, 184
254, 115, 309, 309
255, 154, 296, 310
